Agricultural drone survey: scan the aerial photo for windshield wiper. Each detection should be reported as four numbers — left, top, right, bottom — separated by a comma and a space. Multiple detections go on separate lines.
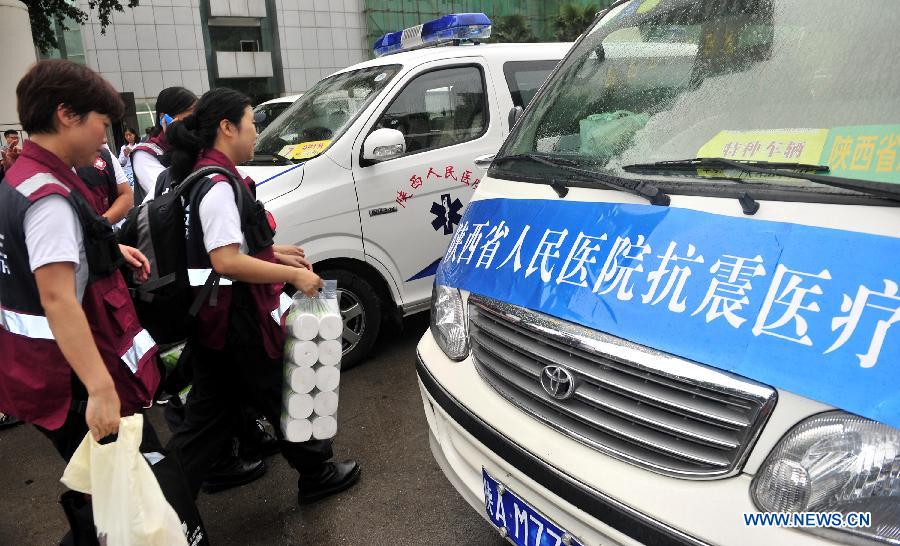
493, 153, 670, 205
624, 157, 900, 202
246, 152, 293, 166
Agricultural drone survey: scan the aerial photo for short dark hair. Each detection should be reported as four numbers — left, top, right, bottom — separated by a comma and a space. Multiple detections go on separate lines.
16, 60, 124, 134
151, 86, 197, 137
125, 126, 138, 136
3, 130, 18, 137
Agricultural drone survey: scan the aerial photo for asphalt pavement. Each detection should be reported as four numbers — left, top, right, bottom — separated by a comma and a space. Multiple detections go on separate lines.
0, 314, 507, 546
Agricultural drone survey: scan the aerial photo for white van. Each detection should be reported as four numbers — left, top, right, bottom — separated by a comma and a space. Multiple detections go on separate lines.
419, 1, 899, 545
243, 15, 569, 366
253, 94, 302, 133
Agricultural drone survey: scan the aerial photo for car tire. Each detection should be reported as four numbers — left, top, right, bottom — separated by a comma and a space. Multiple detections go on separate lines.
318, 269, 383, 370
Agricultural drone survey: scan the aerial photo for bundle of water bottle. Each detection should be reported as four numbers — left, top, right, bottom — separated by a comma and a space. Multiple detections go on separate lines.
282, 280, 343, 442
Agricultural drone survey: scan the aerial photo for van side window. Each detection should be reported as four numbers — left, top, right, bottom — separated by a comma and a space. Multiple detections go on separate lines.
503, 60, 560, 108
374, 65, 488, 156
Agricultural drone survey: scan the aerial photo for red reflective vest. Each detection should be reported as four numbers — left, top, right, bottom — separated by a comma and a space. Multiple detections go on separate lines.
0, 141, 160, 430
184, 148, 291, 359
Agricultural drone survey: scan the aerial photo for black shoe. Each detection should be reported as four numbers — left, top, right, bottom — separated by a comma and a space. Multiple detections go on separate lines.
239, 418, 280, 460
298, 460, 361, 504
201, 453, 266, 494
0, 413, 22, 430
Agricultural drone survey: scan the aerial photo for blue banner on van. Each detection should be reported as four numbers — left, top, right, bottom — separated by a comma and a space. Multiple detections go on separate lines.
436, 198, 900, 429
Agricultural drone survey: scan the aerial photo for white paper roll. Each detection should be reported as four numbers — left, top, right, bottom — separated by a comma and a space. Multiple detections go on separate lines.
287, 311, 320, 341
285, 365, 316, 394
287, 339, 318, 367
283, 418, 313, 443
315, 365, 340, 392
311, 415, 337, 440
313, 390, 339, 416
317, 314, 343, 341
317, 339, 342, 367
286, 393, 315, 419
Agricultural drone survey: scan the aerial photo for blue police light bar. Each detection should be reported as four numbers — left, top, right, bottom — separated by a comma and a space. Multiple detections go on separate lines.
373, 13, 492, 57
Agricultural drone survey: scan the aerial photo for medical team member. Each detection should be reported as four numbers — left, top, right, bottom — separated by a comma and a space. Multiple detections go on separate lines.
163, 87, 361, 503
130, 86, 197, 204
0, 60, 163, 540
76, 142, 133, 225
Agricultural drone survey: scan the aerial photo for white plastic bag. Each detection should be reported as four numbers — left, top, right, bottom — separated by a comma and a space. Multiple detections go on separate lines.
60, 414, 189, 546
282, 279, 342, 442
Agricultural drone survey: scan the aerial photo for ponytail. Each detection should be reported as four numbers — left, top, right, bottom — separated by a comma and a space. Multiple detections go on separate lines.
166, 87, 253, 183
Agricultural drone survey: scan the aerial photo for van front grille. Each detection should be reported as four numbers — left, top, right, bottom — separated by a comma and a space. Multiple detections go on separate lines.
468, 295, 776, 479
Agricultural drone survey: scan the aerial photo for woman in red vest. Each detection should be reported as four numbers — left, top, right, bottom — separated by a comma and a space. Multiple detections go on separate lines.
163, 87, 360, 503
0, 61, 166, 541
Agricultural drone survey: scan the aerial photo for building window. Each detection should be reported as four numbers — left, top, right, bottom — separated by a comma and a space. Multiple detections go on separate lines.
209, 26, 264, 52
240, 40, 260, 52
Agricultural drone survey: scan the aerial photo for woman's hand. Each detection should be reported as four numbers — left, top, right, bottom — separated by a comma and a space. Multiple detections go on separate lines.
275, 251, 313, 271
273, 244, 305, 258
85, 382, 121, 441
292, 268, 324, 297
119, 244, 150, 282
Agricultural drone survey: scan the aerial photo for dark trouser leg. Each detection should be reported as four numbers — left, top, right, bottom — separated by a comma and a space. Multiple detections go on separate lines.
228, 340, 333, 474
165, 343, 238, 497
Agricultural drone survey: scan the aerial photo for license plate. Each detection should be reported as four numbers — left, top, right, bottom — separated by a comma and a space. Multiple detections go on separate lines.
483, 469, 582, 546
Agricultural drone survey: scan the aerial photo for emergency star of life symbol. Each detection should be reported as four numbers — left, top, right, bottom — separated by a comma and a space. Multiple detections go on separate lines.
540, 365, 576, 400
431, 193, 463, 235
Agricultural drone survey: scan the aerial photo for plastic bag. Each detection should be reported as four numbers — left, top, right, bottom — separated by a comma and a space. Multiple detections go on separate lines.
579, 110, 650, 161
60, 414, 189, 546
282, 279, 342, 442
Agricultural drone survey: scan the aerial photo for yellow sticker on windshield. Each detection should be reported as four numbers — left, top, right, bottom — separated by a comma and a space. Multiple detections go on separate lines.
289, 140, 331, 160
636, 0, 662, 13
698, 129, 829, 165
277, 144, 298, 158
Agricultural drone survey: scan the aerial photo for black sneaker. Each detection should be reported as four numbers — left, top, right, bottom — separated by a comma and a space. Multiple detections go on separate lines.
201, 453, 266, 494
298, 460, 361, 504
239, 418, 280, 461
0, 413, 21, 430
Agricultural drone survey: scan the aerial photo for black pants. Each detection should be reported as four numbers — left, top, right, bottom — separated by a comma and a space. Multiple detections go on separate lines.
166, 286, 333, 497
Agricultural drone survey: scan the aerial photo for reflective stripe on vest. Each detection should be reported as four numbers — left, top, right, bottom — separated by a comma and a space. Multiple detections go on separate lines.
121, 329, 155, 373
0, 308, 54, 339
271, 291, 293, 324
187, 268, 234, 287
16, 173, 70, 199
137, 143, 164, 156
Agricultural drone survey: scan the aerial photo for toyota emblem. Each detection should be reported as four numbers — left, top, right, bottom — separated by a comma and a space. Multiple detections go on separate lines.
540, 365, 577, 400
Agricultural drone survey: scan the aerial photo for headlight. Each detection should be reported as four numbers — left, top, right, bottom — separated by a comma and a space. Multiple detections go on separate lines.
430, 284, 469, 361
751, 411, 900, 544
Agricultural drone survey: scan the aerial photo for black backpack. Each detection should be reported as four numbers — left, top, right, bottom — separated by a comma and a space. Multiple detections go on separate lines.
118, 166, 249, 344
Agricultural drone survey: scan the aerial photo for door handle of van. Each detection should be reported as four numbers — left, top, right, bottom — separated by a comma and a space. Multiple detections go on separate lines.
474, 153, 496, 168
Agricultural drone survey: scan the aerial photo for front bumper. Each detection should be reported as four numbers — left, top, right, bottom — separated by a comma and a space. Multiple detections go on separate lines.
416, 331, 838, 546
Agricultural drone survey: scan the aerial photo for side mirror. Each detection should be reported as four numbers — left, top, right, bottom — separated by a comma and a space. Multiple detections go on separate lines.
507, 106, 524, 130
474, 153, 496, 168
363, 128, 406, 162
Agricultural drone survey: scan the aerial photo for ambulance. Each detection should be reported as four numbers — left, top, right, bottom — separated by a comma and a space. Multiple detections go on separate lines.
418, 1, 900, 545
242, 13, 570, 366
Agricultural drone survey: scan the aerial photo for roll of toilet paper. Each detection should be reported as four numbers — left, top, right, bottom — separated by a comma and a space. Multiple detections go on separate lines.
286, 339, 318, 367
287, 311, 319, 341
283, 418, 313, 443
315, 365, 340, 392
311, 415, 337, 440
317, 339, 342, 367
313, 390, 339, 416
286, 392, 315, 419
317, 314, 342, 341
285, 365, 316, 394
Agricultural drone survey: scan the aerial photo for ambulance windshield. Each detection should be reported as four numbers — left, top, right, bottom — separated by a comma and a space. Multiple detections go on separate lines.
497, 0, 900, 197
255, 65, 401, 161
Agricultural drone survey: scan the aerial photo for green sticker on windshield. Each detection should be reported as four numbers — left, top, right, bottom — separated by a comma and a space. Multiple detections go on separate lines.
820, 125, 900, 184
